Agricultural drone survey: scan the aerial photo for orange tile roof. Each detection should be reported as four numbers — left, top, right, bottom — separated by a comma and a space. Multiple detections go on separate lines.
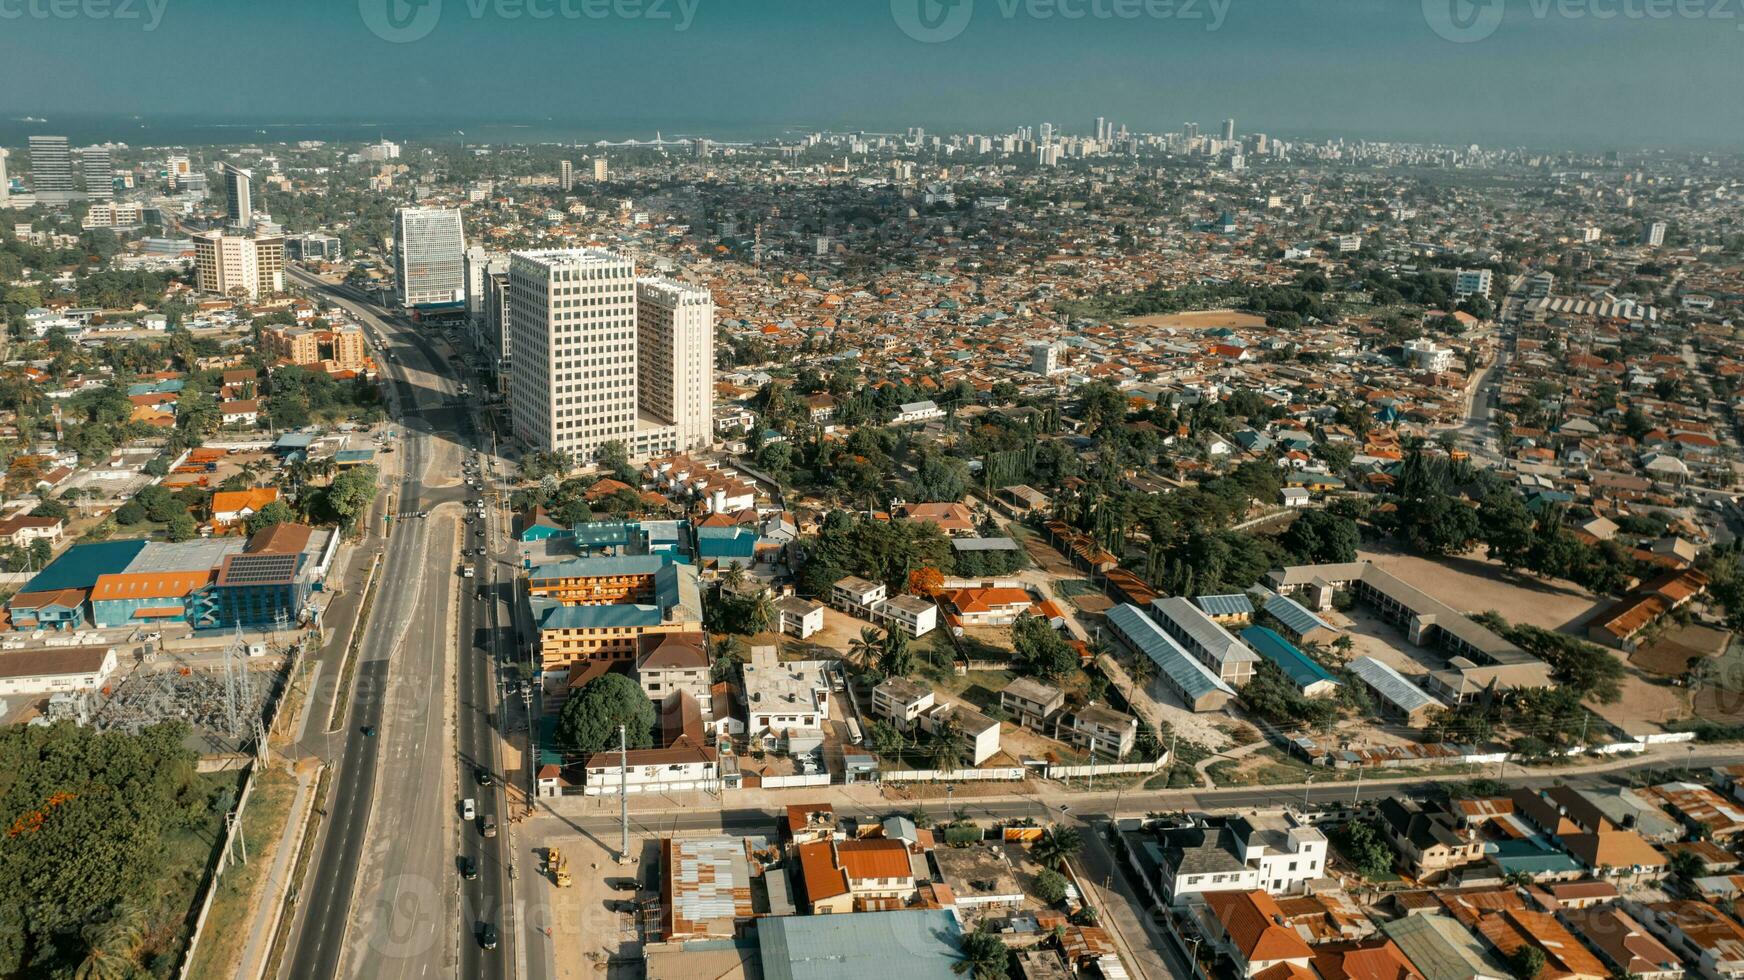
1207, 890, 1314, 965
211, 487, 279, 518
796, 840, 850, 901
834, 839, 912, 882
944, 587, 1034, 614
90, 570, 213, 601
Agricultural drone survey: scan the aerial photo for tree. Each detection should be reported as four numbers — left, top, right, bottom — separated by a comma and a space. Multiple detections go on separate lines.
1031, 825, 1083, 868
165, 512, 198, 542
1508, 945, 1546, 980
954, 922, 1009, 980
1281, 509, 1360, 565
1669, 847, 1704, 882
849, 627, 883, 668
879, 628, 915, 678
554, 674, 654, 757
1012, 615, 1077, 681
928, 717, 969, 773
910, 453, 970, 503
868, 720, 906, 759
1333, 820, 1395, 880
319, 465, 380, 533
1033, 868, 1069, 905
711, 636, 747, 683
245, 500, 296, 535
746, 591, 777, 636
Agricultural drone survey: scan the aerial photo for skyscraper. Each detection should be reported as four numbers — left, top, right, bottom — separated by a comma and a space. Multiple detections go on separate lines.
221, 163, 253, 229
392, 207, 467, 310
28, 136, 75, 203
593, 158, 609, 182
507, 248, 692, 466
636, 278, 715, 452
193, 230, 284, 299
558, 160, 574, 191
1094, 116, 1107, 142
1222, 118, 1236, 142
81, 148, 113, 201
0, 148, 9, 208
1645, 221, 1667, 248
1039, 122, 1053, 146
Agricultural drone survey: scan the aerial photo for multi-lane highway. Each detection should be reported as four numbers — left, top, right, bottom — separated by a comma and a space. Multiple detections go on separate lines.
282, 266, 514, 980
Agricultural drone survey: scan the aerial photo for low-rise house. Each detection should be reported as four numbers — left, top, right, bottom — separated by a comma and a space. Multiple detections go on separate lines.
1000, 676, 1065, 729
1652, 782, 1744, 838
743, 648, 832, 755
1129, 812, 1329, 906
893, 502, 977, 537
940, 586, 1036, 627
1199, 890, 1316, 978
211, 487, 280, 528
1561, 906, 1683, 980
871, 676, 935, 732
1631, 899, 1744, 980
1348, 657, 1445, 727
1241, 626, 1340, 698
776, 597, 825, 639
879, 594, 938, 638
1107, 603, 1235, 713
1058, 704, 1137, 759
832, 575, 887, 617
636, 633, 712, 713
795, 838, 918, 914
0, 514, 64, 550
1309, 939, 1425, 980
1377, 797, 1484, 883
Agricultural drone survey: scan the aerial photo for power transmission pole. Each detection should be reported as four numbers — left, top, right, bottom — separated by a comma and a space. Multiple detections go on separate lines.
618, 724, 629, 864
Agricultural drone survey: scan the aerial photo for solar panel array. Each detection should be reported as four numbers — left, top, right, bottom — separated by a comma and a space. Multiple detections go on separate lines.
218, 553, 299, 587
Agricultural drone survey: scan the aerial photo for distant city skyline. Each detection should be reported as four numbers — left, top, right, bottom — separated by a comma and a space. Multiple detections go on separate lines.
0, 1, 1740, 151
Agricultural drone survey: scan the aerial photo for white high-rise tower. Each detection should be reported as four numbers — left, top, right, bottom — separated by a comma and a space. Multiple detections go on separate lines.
636, 278, 715, 452
221, 163, 253, 229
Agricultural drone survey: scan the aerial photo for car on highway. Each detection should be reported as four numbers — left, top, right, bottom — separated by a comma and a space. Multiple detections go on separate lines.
476, 766, 493, 786
478, 923, 498, 950
360, 725, 376, 737
460, 856, 478, 880
482, 815, 498, 838
462, 798, 477, 821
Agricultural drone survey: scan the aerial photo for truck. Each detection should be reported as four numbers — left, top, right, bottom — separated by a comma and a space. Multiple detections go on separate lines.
548, 847, 572, 887
462, 565, 476, 579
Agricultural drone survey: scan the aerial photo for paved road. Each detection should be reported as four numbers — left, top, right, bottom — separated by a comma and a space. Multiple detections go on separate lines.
282, 267, 512, 980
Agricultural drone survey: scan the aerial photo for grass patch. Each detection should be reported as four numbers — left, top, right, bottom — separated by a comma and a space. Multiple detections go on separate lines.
187, 766, 299, 980
263, 766, 331, 980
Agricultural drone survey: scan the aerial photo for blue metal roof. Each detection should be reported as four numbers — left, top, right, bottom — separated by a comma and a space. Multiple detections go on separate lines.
759, 910, 963, 980
1108, 604, 1233, 702
696, 526, 757, 560
1195, 593, 1254, 618
1265, 593, 1335, 638
21, 539, 149, 592
529, 554, 672, 582
538, 601, 663, 630
1241, 626, 1338, 690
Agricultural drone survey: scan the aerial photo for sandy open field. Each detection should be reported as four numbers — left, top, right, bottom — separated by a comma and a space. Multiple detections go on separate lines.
1356, 545, 1608, 633
1122, 310, 1268, 330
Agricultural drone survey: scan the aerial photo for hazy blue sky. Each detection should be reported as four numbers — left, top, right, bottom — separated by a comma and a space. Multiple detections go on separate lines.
1, 0, 1739, 148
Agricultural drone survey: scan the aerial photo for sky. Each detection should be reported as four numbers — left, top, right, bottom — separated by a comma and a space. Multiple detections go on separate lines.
0, 0, 1740, 149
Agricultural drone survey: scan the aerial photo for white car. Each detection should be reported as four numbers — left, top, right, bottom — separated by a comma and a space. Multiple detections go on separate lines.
462, 798, 477, 821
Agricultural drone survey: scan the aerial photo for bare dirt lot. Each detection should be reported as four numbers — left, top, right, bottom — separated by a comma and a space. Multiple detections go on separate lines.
1356, 545, 1608, 633
1122, 310, 1269, 330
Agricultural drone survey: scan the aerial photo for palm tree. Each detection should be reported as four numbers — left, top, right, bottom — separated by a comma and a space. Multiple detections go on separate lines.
1031, 825, 1083, 869
928, 717, 969, 774
721, 561, 747, 593
954, 922, 1009, 980
76, 906, 147, 980
849, 627, 883, 668
1126, 650, 1156, 693
879, 629, 914, 677
712, 635, 748, 682
747, 590, 778, 636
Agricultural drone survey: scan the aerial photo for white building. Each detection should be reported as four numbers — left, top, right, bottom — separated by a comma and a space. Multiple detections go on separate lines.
0, 147, 9, 208
1645, 221, 1667, 248
1030, 341, 1065, 377
0, 646, 119, 697
583, 743, 718, 795
893, 401, 945, 425
193, 231, 285, 299
393, 207, 467, 310
507, 248, 681, 466
743, 648, 833, 754
28, 136, 76, 204
636, 278, 716, 451
81, 148, 113, 201
558, 160, 574, 191
777, 597, 825, 640
593, 158, 609, 182
1405, 338, 1454, 373
1454, 268, 1493, 300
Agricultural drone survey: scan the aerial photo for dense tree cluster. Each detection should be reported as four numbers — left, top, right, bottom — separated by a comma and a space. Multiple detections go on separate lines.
0, 721, 211, 976
554, 674, 655, 757
797, 511, 956, 596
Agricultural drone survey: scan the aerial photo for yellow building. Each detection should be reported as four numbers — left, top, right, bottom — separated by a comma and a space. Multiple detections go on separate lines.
527, 555, 703, 678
